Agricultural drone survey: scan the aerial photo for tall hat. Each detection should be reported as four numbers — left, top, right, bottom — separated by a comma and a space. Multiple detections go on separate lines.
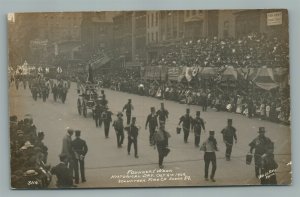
228, 119, 232, 123
209, 130, 215, 135
117, 112, 123, 117
186, 108, 190, 113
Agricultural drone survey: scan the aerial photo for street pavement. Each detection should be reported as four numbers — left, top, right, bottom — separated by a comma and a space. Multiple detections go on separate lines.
9, 82, 291, 188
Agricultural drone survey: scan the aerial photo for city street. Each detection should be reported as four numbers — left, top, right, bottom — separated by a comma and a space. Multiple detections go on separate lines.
9, 83, 291, 188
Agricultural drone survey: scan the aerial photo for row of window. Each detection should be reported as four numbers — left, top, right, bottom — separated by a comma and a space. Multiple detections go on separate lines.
147, 12, 159, 28
147, 32, 159, 43
185, 10, 203, 18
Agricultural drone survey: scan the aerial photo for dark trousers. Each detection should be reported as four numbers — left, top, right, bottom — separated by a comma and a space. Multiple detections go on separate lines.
149, 127, 156, 145
95, 115, 102, 127
225, 144, 233, 159
116, 131, 124, 147
157, 146, 165, 166
127, 138, 138, 156
195, 134, 201, 146
254, 155, 262, 177
204, 152, 217, 179
104, 121, 110, 137
183, 128, 190, 143
74, 159, 85, 183
126, 114, 131, 125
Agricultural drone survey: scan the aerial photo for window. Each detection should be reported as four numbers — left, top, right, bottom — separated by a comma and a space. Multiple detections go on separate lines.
192, 10, 196, 15
156, 12, 158, 26
152, 32, 154, 42
186, 11, 190, 17
156, 32, 158, 43
151, 13, 154, 27
147, 15, 150, 28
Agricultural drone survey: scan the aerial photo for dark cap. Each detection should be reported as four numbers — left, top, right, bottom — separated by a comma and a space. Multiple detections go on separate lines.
128, 99, 131, 102
37, 132, 44, 138
196, 111, 200, 116
258, 127, 265, 133
132, 117, 136, 121
75, 130, 81, 136
151, 107, 155, 111
59, 154, 67, 161
117, 112, 123, 117
228, 119, 232, 123
186, 108, 190, 113
209, 130, 215, 135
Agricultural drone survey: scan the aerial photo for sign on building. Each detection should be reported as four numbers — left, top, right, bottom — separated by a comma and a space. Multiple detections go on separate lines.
267, 11, 282, 26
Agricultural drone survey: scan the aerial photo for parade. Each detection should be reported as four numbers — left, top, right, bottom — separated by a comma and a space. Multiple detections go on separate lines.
8, 10, 291, 189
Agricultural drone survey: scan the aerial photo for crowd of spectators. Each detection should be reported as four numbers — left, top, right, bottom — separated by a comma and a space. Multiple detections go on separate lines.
10, 114, 51, 189
149, 32, 288, 68
94, 67, 290, 124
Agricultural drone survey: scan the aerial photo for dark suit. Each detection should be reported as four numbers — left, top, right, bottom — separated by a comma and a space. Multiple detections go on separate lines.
125, 124, 139, 156
145, 114, 158, 145
179, 114, 193, 143
192, 117, 205, 147
72, 137, 88, 183
51, 162, 73, 188
221, 126, 237, 160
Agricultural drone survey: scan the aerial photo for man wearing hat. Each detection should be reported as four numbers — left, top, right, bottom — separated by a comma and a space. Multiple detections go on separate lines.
192, 111, 206, 147
61, 128, 75, 173
51, 154, 74, 188
145, 107, 158, 146
123, 99, 134, 125
221, 119, 237, 161
94, 98, 104, 127
178, 108, 193, 143
113, 112, 125, 148
102, 106, 113, 138
200, 130, 218, 182
125, 117, 139, 158
249, 127, 274, 178
72, 130, 88, 184
156, 103, 169, 126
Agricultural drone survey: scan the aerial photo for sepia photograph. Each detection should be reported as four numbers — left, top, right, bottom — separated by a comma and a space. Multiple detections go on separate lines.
8, 9, 291, 189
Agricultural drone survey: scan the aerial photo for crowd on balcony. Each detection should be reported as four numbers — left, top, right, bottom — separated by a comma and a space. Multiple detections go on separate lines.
10, 114, 51, 189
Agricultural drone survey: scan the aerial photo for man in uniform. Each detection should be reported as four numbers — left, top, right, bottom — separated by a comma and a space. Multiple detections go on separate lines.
61, 128, 74, 175
113, 112, 125, 148
72, 130, 88, 184
94, 99, 103, 128
51, 154, 74, 188
249, 127, 274, 178
123, 99, 134, 125
153, 124, 170, 169
192, 111, 206, 147
200, 130, 218, 182
178, 108, 193, 143
156, 103, 169, 126
145, 107, 158, 146
125, 117, 139, 158
221, 119, 237, 161
102, 106, 112, 138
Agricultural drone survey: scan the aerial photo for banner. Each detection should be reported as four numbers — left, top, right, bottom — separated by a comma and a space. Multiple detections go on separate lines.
143, 66, 168, 81
267, 12, 282, 26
